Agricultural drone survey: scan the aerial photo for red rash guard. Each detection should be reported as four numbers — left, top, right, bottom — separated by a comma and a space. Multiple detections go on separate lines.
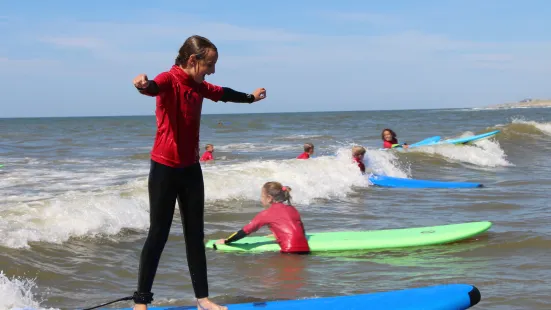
297, 152, 310, 159
353, 157, 366, 173
200, 151, 214, 162
242, 202, 310, 253
383, 139, 398, 149
140, 65, 224, 168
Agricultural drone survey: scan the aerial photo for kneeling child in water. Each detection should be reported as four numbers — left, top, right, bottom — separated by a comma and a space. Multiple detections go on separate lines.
216, 182, 310, 254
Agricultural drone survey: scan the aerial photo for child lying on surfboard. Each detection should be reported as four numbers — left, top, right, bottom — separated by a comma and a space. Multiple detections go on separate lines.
382, 128, 409, 149
216, 182, 310, 254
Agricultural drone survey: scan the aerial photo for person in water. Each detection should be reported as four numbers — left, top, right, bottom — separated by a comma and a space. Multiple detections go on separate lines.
200, 144, 215, 162
216, 182, 310, 254
382, 128, 409, 149
132, 35, 266, 310
297, 143, 314, 159
352, 146, 367, 174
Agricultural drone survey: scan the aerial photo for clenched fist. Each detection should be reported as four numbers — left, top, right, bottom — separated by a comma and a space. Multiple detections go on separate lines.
133, 74, 150, 89
252, 88, 267, 102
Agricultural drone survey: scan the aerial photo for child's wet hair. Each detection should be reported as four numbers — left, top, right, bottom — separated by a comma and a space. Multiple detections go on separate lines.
303, 143, 314, 152
205, 144, 213, 150
175, 35, 218, 66
381, 128, 397, 140
263, 181, 292, 204
352, 146, 366, 156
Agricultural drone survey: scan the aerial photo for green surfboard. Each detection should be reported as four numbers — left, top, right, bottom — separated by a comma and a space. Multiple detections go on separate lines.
206, 221, 492, 253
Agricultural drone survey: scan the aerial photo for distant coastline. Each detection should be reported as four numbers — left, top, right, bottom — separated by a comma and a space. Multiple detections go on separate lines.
486, 98, 551, 109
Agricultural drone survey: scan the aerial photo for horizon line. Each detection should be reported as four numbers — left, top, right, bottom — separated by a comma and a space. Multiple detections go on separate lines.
1, 106, 471, 120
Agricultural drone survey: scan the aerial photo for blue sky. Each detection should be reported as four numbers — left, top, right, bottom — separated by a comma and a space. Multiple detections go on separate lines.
1, 0, 550, 117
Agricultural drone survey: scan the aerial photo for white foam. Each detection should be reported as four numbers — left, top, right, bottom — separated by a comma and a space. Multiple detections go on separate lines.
364, 148, 410, 178
408, 132, 512, 167
215, 142, 296, 152
0, 271, 57, 310
203, 146, 407, 205
274, 134, 330, 141
0, 147, 407, 249
1, 190, 150, 249
511, 119, 551, 135
0, 161, 148, 204
203, 152, 363, 204
1, 157, 153, 250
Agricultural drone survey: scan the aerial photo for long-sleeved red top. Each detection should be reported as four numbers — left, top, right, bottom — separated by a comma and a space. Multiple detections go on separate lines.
200, 151, 214, 162
140, 65, 224, 168
353, 157, 366, 173
242, 202, 310, 253
383, 138, 398, 149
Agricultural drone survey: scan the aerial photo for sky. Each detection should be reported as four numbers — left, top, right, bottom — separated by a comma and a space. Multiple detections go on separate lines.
1, 0, 550, 118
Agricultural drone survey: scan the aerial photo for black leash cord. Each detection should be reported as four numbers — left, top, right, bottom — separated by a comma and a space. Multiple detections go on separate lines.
81, 296, 133, 310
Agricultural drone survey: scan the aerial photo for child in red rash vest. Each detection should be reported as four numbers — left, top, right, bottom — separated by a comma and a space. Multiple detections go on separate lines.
297, 143, 314, 159
382, 128, 408, 149
352, 146, 367, 174
132, 35, 267, 310
200, 144, 214, 162
216, 182, 310, 254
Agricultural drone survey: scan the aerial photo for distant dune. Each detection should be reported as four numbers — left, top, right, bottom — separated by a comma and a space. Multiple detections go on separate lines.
485, 98, 551, 109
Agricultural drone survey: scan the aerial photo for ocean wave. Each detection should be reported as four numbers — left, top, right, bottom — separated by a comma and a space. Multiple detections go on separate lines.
0, 147, 406, 249
391, 131, 512, 167
0, 271, 56, 310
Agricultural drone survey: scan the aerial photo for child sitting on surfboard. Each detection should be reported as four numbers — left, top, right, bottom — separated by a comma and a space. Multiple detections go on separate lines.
200, 144, 215, 162
216, 182, 310, 254
352, 146, 367, 174
382, 128, 409, 149
296, 143, 314, 159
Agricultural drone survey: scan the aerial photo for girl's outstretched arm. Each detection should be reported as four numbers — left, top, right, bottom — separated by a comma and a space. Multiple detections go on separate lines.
216, 229, 248, 245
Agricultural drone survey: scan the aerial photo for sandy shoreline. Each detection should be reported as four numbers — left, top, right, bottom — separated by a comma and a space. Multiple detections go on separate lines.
485, 99, 551, 109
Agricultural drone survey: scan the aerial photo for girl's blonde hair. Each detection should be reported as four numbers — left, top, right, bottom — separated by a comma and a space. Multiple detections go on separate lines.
263, 181, 292, 204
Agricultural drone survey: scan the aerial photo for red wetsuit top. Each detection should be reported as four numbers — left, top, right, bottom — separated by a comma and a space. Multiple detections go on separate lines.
242, 202, 310, 253
200, 151, 214, 162
353, 157, 366, 173
383, 138, 398, 149
140, 65, 224, 168
297, 152, 310, 159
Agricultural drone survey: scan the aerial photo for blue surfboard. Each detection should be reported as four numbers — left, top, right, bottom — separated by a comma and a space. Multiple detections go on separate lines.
380, 130, 500, 150
379, 136, 442, 150
368, 174, 483, 189
407, 135, 442, 148
441, 130, 500, 145
100, 284, 480, 310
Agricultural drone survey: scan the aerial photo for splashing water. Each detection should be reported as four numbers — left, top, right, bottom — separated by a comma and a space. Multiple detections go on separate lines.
406, 131, 513, 167
0, 272, 57, 310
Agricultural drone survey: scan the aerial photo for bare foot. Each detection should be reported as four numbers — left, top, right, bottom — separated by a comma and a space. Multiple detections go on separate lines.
133, 304, 147, 310
197, 297, 228, 310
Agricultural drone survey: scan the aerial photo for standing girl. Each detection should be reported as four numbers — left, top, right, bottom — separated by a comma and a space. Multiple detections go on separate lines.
132, 35, 266, 310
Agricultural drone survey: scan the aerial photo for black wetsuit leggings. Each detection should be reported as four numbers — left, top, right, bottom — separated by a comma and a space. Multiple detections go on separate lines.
137, 160, 208, 299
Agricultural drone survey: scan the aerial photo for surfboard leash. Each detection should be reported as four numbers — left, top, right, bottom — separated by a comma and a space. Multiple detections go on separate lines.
81, 295, 133, 310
